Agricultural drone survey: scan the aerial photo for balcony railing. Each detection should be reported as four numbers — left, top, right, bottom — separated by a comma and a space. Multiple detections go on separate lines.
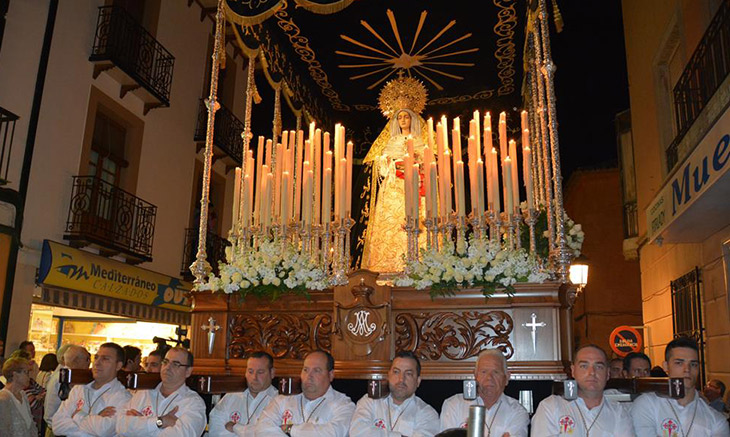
194, 99, 244, 164
89, 5, 175, 108
64, 176, 157, 263
0, 106, 18, 186
667, 0, 730, 170
180, 227, 229, 278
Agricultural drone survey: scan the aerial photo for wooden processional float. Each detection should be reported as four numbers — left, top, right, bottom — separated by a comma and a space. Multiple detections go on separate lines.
187, 0, 581, 384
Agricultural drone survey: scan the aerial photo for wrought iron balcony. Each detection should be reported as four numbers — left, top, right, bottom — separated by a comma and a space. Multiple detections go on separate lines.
667, 0, 730, 170
0, 106, 18, 186
64, 176, 157, 264
180, 227, 229, 279
89, 5, 175, 114
194, 99, 244, 165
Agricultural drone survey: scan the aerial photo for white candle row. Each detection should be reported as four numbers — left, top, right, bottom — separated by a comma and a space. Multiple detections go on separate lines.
230, 123, 354, 234
415, 110, 535, 224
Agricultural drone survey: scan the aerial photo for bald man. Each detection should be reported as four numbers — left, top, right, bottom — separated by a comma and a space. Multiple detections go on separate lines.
44, 345, 90, 434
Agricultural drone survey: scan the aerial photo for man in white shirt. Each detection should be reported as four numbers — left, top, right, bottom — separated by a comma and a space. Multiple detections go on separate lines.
631, 336, 729, 436
115, 347, 206, 436
440, 349, 529, 437
52, 342, 131, 436
45, 344, 90, 435
255, 350, 355, 436
209, 351, 279, 436
350, 351, 439, 437
532, 344, 634, 436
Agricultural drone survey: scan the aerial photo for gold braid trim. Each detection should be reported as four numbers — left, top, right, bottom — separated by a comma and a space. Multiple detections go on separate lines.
224, 0, 284, 26
551, 0, 564, 33
293, 0, 355, 14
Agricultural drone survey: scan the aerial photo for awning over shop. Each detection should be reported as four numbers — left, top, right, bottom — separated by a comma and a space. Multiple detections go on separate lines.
37, 240, 191, 325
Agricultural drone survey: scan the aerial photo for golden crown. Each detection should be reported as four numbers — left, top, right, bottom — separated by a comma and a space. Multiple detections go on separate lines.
378, 75, 428, 117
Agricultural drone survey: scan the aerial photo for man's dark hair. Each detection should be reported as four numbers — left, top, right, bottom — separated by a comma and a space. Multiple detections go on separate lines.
394, 350, 422, 376
168, 347, 194, 367
574, 344, 608, 362
650, 366, 668, 377
623, 352, 651, 371
664, 336, 699, 362
123, 345, 142, 365
249, 351, 274, 369
18, 341, 34, 351
39, 353, 59, 372
148, 349, 163, 359
100, 342, 125, 363
307, 350, 334, 371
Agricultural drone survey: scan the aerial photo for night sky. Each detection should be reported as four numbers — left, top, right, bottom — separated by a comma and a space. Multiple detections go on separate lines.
551, 0, 630, 179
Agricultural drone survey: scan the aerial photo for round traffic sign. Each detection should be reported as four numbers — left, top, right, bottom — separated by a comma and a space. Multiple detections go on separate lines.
609, 326, 643, 357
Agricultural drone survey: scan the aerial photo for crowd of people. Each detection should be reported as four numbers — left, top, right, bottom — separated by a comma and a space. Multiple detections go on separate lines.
0, 341, 163, 437
0, 336, 727, 436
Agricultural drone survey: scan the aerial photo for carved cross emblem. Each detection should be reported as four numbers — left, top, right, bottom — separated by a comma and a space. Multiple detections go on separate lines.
202, 317, 221, 355
369, 380, 378, 395
463, 380, 476, 400
522, 313, 546, 353
347, 310, 376, 337
672, 379, 682, 397
564, 380, 577, 400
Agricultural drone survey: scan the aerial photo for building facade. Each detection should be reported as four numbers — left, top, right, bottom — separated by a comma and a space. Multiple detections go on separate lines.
0, 0, 261, 356
621, 0, 730, 388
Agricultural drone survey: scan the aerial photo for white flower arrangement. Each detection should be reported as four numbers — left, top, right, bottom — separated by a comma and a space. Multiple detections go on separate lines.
394, 237, 549, 298
197, 238, 329, 299
565, 217, 585, 257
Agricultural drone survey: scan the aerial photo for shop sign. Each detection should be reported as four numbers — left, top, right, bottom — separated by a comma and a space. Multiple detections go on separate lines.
647, 108, 730, 242
609, 325, 643, 357
38, 240, 191, 312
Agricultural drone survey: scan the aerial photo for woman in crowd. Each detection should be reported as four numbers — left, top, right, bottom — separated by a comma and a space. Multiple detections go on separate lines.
10, 350, 46, 433
0, 356, 37, 436
36, 353, 57, 388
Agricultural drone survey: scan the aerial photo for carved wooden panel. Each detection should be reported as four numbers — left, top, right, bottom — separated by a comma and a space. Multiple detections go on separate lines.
228, 313, 332, 359
394, 311, 514, 360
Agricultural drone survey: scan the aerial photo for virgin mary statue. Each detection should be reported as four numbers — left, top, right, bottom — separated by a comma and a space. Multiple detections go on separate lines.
360, 76, 431, 275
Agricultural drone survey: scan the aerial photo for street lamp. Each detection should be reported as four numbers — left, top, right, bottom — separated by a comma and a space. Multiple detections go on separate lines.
569, 255, 589, 292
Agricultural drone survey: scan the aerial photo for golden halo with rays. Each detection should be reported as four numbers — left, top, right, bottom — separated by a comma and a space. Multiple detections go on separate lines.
336, 9, 478, 91
378, 75, 427, 117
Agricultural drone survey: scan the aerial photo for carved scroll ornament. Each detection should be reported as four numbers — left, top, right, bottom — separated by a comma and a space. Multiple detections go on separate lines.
394, 311, 514, 360
228, 313, 332, 359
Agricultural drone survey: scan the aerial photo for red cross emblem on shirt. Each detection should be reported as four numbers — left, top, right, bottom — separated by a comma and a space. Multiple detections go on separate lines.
230, 411, 241, 424
282, 409, 293, 425
661, 418, 679, 436
559, 415, 575, 433
374, 419, 386, 429
141, 406, 153, 417
75, 399, 84, 412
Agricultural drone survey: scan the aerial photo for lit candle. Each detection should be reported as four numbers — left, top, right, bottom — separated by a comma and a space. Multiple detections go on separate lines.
314, 128, 322, 224
309, 121, 315, 146
476, 159, 485, 217
265, 139, 272, 169
436, 122, 446, 218
232, 167, 242, 229
444, 150, 453, 215
294, 139, 304, 221
424, 156, 432, 219
302, 161, 311, 226
404, 153, 414, 219
274, 143, 283, 217
412, 163, 420, 221
491, 148, 501, 213
346, 141, 353, 216
338, 158, 347, 220
262, 170, 272, 229
322, 167, 332, 225
241, 174, 250, 228
281, 171, 290, 226
473, 110, 481, 157
468, 136, 478, 215
429, 162, 438, 220
509, 139, 520, 209
255, 137, 264, 226
323, 131, 331, 157
504, 156, 514, 214
427, 117, 435, 150
456, 161, 466, 217
524, 145, 534, 209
